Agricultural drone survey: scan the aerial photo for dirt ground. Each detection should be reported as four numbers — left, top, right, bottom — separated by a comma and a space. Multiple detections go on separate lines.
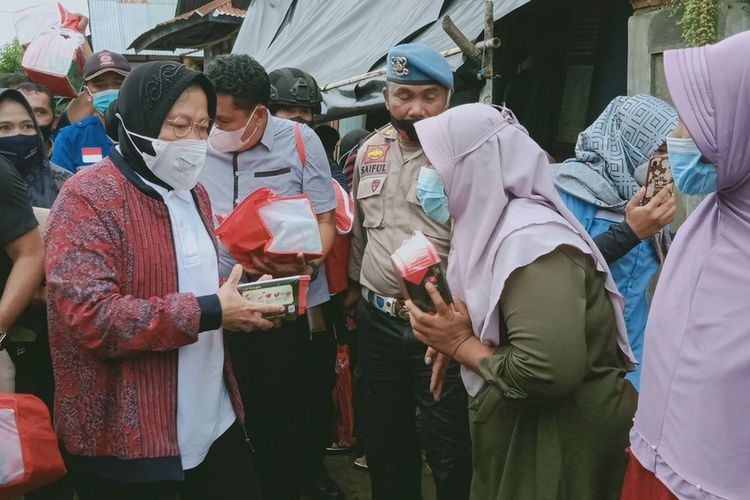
300, 453, 436, 500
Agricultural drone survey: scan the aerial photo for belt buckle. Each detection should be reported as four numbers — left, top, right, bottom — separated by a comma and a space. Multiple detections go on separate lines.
395, 299, 410, 320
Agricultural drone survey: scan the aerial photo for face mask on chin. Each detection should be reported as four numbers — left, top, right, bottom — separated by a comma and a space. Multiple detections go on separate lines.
0, 134, 41, 173
390, 115, 421, 142
118, 114, 208, 191
388, 89, 452, 144
208, 107, 260, 153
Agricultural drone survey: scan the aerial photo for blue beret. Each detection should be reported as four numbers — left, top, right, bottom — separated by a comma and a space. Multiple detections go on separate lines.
386, 43, 453, 89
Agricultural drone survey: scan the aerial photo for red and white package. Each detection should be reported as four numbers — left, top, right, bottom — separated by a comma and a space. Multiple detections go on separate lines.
215, 187, 323, 269
391, 231, 453, 313
13, 3, 62, 48
0, 393, 66, 497
16, 3, 91, 98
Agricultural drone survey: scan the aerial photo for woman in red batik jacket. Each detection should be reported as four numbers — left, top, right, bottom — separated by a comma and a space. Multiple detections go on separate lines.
45, 61, 283, 500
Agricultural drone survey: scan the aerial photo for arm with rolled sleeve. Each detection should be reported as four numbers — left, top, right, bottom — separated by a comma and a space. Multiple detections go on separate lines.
301, 128, 336, 260
478, 248, 588, 402
45, 182, 217, 360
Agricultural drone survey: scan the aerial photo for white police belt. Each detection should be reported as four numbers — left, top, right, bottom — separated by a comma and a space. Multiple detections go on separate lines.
362, 287, 410, 320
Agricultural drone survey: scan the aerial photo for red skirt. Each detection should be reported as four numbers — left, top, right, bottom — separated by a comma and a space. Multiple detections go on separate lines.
621, 448, 677, 500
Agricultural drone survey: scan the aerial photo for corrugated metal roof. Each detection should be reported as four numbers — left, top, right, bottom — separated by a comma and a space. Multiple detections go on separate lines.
176, 0, 249, 16
164, 0, 245, 25
88, 0, 200, 57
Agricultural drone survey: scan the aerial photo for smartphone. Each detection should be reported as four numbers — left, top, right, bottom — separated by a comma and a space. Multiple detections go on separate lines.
391, 231, 453, 313
237, 275, 310, 320
398, 262, 453, 314
642, 153, 672, 205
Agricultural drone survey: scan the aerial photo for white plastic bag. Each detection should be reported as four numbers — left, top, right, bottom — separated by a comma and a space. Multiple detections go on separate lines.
258, 197, 323, 254
13, 3, 61, 48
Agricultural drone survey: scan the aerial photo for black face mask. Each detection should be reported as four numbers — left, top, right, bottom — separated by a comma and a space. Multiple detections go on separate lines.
288, 115, 314, 128
0, 134, 41, 173
40, 124, 52, 144
390, 115, 420, 142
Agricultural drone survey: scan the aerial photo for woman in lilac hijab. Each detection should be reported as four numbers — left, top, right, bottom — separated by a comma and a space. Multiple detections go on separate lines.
407, 103, 637, 499
622, 31, 750, 500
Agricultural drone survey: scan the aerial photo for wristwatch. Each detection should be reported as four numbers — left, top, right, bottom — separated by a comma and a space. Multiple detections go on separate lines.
0, 330, 7, 352
306, 260, 320, 280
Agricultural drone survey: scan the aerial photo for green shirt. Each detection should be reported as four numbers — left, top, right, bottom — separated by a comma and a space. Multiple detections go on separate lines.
469, 246, 636, 500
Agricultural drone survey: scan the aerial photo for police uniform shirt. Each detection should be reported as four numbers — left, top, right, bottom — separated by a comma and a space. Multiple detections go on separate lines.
50, 115, 113, 173
200, 115, 336, 308
348, 125, 451, 297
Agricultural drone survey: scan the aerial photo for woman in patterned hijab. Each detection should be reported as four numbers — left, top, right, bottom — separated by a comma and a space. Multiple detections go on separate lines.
552, 95, 678, 213
549, 95, 678, 390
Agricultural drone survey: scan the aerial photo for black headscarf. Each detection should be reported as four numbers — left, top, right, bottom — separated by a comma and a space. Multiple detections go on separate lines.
109, 61, 216, 188
0, 88, 63, 208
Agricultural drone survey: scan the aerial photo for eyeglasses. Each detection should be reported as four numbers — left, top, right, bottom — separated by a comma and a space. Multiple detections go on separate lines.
165, 117, 212, 139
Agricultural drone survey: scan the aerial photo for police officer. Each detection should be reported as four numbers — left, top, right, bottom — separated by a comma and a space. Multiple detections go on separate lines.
267, 66, 346, 500
200, 55, 337, 500
347, 43, 472, 500
51, 50, 130, 172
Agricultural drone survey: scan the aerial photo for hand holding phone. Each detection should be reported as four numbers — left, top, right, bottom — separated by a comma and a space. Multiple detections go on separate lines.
641, 153, 672, 205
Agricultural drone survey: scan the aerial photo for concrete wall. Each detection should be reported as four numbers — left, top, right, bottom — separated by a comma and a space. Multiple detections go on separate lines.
628, 0, 750, 227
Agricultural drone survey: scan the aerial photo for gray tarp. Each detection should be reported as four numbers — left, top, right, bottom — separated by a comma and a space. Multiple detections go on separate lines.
233, 0, 533, 119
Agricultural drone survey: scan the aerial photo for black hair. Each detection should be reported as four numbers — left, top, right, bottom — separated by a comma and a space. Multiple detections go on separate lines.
0, 72, 31, 89
314, 125, 340, 157
16, 82, 55, 115
204, 54, 270, 111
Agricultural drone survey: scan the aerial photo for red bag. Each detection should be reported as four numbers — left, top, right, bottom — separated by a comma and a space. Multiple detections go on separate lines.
325, 181, 354, 294
332, 345, 356, 448
18, 3, 91, 98
215, 188, 323, 269
0, 393, 66, 498
292, 123, 354, 294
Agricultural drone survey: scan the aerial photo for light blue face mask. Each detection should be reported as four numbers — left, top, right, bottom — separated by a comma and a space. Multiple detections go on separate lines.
91, 89, 119, 114
417, 167, 450, 224
666, 136, 718, 195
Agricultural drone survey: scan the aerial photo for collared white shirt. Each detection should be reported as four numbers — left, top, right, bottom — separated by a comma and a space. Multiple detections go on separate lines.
141, 176, 235, 470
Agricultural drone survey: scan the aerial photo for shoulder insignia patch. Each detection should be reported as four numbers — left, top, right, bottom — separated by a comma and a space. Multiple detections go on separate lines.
364, 144, 390, 164
381, 125, 396, 139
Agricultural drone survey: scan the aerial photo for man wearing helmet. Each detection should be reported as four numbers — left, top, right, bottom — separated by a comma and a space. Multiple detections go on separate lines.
268, 67, 322, 127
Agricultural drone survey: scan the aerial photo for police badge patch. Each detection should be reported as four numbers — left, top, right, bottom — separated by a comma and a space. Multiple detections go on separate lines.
391, 56, 409, 76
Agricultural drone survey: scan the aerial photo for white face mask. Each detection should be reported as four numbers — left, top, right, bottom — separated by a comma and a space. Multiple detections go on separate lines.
208, 107, 260, 153
118, 114, 208, 191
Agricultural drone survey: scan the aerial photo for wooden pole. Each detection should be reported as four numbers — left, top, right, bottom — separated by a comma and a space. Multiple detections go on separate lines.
478, 0, 495, 104
442, 16, 481, 62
